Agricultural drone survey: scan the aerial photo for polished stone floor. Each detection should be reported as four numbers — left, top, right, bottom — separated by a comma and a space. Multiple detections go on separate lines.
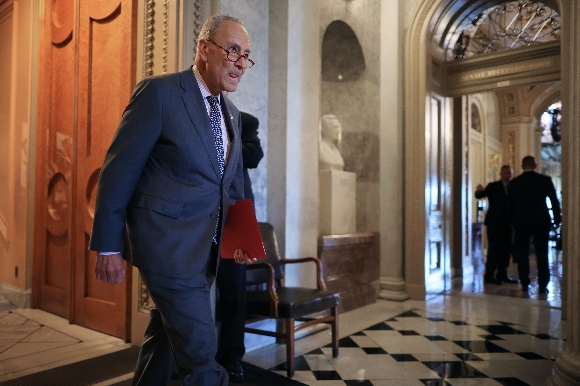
0, 248, 564, 385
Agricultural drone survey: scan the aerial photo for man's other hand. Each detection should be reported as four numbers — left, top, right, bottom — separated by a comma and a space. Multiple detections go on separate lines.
234, 248, 257, 265
95, 253, 125, 284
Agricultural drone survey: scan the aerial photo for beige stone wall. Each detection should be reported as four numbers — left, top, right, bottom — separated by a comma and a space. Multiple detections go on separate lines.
0, 0, 37, 307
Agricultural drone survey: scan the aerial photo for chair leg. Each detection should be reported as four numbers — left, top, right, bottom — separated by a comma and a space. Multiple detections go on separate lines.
276, 318, 285, 344
331, 306, 339, 358
285, 318, 295, 377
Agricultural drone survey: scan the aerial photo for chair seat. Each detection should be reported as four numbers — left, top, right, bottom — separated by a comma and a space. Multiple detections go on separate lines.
246, 287, 340, 318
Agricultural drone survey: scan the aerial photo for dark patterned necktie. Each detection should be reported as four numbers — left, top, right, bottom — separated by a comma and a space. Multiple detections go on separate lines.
207, 95, 225, 176
207, 96, 224, 244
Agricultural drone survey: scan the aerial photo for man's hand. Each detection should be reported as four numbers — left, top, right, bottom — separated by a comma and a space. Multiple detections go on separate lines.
95, 253, 125, 284
234, 248, 257, 265
476, 184, 484, 192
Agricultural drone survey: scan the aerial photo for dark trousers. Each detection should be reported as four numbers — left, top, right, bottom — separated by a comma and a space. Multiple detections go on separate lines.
133, 244, 227, 386
215, 258, 247, 365
484, 224, 513, 280
513, 223, 551, 288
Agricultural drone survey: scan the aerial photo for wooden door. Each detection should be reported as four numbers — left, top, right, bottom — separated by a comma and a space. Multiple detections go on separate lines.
33, 0, 77, 319
425, 94, 450, 294
33, 0, 136, 339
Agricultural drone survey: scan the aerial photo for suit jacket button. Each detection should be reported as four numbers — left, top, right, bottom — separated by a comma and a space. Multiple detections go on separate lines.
210, 212, 217, 219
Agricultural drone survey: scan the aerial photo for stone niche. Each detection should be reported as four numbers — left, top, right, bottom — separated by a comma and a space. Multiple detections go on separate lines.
318, 233, 380, 313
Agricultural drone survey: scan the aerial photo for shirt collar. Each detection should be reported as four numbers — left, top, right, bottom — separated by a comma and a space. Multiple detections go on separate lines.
192, 66, 220, 103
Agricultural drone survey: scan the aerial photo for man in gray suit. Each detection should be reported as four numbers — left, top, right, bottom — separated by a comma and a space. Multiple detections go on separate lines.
509, 155, 561, 294
89, 14, 255, 386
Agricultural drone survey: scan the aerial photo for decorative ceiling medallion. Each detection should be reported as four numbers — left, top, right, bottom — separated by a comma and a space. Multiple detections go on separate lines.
51, 0, 74, 44
450, 1, 560, 61
89, 0, 121, 21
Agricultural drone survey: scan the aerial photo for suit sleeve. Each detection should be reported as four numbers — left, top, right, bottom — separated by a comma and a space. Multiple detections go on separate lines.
240, 113, 264, 169
474, 183, 490, 199
89, 78, 162, 252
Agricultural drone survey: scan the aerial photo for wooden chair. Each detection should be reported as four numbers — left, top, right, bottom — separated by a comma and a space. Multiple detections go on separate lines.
244, 222, 340, 377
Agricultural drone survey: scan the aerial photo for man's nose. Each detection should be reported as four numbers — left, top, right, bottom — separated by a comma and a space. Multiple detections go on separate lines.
235, 57, 248, 70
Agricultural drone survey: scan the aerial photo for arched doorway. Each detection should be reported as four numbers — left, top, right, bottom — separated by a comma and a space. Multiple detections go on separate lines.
403, 0, 568, 297
404, 0, 580, 382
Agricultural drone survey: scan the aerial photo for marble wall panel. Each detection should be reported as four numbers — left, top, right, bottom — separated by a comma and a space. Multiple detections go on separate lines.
221, 0, 269, 221
320, 0, 381, 233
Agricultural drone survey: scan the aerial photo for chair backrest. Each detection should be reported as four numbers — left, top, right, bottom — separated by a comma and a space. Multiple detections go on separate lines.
246, 222, 285, 286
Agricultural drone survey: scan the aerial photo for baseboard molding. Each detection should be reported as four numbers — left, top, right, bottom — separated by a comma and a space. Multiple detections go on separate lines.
0, 282, 31, 308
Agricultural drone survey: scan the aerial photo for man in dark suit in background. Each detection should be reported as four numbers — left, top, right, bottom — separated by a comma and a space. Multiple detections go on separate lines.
215, 111, 263, 382
475, 164, 517, 285
509, 155, 561, 294
89, 14, 255, 386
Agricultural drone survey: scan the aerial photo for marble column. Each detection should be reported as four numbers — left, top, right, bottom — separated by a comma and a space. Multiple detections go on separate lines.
266, 0, 288, 254
500, 119, 535, 172
548, 0, 580, 384
283, 1, 321, 288
378, 0, 408, 301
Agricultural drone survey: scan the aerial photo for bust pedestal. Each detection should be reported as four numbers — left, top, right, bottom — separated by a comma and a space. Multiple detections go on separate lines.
319, 169, 356, 235
318, 233, 380, 312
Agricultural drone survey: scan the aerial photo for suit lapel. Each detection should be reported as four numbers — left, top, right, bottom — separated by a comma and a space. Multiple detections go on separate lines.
179, 69, 222, 180
220, 97, 239, 185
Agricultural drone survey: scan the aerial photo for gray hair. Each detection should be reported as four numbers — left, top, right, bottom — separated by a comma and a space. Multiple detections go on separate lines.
198, 14, 243, 43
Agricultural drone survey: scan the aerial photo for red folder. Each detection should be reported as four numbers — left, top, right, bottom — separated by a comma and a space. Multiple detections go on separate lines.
220, 199, 266, 259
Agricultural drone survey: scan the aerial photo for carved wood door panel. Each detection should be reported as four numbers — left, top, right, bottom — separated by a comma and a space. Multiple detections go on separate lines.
72, 0, 136, 339
34, 0, 136, 339
33, 0, 77, 320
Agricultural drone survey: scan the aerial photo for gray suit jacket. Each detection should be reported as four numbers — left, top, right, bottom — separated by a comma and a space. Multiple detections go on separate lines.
89, 68, 244, 278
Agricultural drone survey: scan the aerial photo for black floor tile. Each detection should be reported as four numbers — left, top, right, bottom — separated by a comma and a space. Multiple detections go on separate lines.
365, 322, 394, 331
477, 324, 526, 335
452, 340, 510, 353
515, 352, 547, 360
338, 336, 359, 347
305, 348, 324, 355
481, 334, 503, 340
450, 320, 469, 326
422, 361, 488, 378
326, 336, 359, 348
425, 335, 447, 341
399, 330, 421, 336
454, 353, 484, 361
312, 370, 342, 380
362, 347, 387, 355
391, 354, 418, 362
345, 380, 374, 386
293, 356, 312, 371
494, 377, 531, 386
535, 333, 558, 340
395, 310, 423, 318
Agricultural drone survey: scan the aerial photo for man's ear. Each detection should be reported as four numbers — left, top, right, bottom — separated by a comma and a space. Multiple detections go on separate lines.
198, 40, 209, 61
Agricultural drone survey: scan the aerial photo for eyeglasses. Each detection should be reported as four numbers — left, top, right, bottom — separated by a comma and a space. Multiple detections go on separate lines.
207, 39, 255, 68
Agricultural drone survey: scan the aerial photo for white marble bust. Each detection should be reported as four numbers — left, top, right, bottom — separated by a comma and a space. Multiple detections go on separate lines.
319, 114, 345, 171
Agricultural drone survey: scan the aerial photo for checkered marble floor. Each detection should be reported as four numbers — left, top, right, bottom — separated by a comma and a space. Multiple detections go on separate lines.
267, 308, 564, 386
